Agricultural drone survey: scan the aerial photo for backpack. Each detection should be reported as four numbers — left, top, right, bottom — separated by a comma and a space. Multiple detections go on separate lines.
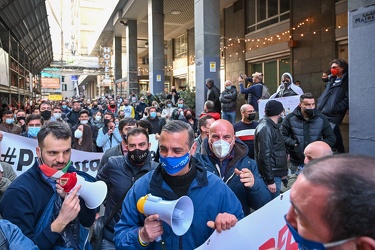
261, 84, 270, 99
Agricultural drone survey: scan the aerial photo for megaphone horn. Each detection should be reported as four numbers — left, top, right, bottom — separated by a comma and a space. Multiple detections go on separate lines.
137, 194, 194, 237
59, 172, 107, 209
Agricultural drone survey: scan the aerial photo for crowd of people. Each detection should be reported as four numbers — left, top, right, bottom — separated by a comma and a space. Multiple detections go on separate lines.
0, 58, 372, 250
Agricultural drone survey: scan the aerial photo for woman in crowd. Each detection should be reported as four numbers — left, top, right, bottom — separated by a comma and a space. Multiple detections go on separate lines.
91, 110, 104, 129
72, 124, 96, 152
182, 108, 198, 137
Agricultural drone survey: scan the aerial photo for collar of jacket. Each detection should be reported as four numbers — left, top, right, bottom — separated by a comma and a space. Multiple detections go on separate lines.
149, 157, 208, 200
263, 117, 279, 128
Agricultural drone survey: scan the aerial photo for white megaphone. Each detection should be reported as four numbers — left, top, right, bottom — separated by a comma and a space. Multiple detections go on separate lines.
59, 172, 107, 209
137, 194, 194, 241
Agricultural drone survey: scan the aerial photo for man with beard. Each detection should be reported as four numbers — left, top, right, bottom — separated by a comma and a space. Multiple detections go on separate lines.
281, 93, 335, 174
234, 104, 258, 160
0, 122, 96, 249
96, 128, 158, 249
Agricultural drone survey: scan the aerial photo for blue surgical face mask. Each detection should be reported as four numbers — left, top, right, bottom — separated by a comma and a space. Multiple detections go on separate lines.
62, 105, 67, 109
226, 86, 231, 90
28, 126, 41, 138
159, 152, 190, 175
285, 216, 354, 250
178, 104, 183, 108
5, 118, 14, 124
150, 112, 157, 119
167, 104, 172, 107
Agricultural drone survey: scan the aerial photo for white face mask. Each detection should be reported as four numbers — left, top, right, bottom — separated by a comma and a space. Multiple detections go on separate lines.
211, 139, 232, 158
80, 120, 88, 125
74, 129, 83, 139
95, 115, 101, 121
53, 113, 62, 119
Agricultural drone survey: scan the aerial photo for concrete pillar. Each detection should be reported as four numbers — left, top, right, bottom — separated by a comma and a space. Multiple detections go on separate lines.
148, 0, 164, 94
194, 0, 220, 115
126, 19, 139, 96
348, 0, 375, 156
114, 36, 122, 96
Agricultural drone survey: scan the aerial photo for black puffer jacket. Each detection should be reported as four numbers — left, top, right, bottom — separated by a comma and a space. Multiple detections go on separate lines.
219, 86, 237, 111
254, 117, 288, 184
317, 72, 348, 124
96, 154, 158, 242
280, 107, 336, 165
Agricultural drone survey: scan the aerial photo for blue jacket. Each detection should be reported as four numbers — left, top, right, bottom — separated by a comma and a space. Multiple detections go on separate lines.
113, 158, 244, 250
0, 162, 96, 250
96, 126, 122, 152
0, 220, 38, 250
239, 82, 263, 111
196, 138, 272, 215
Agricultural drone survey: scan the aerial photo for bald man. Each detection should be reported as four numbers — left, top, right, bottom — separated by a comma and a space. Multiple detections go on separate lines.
195, 119, 272, 215
281, 141, 332, 192
285, 154, 375, 249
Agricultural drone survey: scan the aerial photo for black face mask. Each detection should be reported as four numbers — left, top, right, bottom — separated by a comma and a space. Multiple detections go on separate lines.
322, 78, 329, 83
17, 117, 25, 122
304, 108, 315, 118
104, 118, 110, 126
185, 114, 193, 120
93, 105, 98, 108
110, 104, 116, 108
247, 113, 256, 121
128, 148, 149, 165
282, 81, 291, 87
40, 110, 52, 120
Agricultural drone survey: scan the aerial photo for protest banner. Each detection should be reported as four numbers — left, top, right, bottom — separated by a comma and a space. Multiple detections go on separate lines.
0, 132, 103, 177
196, 191, 297, 250
258, 96, 301, 119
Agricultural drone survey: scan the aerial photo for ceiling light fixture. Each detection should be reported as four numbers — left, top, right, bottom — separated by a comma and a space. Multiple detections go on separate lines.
170, 10, 181, 15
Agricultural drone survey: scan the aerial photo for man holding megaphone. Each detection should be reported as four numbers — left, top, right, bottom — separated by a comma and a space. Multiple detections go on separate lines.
0, 122, 97, 249
114, 120, 244, 249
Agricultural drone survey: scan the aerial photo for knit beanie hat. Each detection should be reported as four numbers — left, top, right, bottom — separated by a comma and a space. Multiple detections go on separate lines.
265, 100, 284, 116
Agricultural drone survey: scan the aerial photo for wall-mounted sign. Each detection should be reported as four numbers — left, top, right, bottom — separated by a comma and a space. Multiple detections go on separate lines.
41, 78, 60, 89
210, 62, 216, 72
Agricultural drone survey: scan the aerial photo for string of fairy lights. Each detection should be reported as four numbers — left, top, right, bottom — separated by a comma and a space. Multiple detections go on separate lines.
220, 18, 345, 56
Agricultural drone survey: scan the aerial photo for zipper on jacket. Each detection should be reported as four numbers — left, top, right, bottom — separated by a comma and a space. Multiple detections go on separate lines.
161, 239, 166, 250
225, 172, 236, 185
179, 236, 182, 250
215, 164, 222, 179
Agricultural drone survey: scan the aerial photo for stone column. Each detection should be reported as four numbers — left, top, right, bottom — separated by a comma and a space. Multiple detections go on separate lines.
148, 0, 164, 94
126, 19, 138, 96
114, 36, 122, 96
194, 0, 220, 115
348, 0, 375, 155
